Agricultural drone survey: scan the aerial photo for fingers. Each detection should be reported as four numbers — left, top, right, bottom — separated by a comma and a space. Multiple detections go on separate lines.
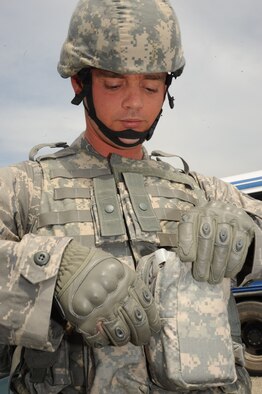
101, 315, 131, 346
208, 224, 232, 284
193, 216, 215, 282
82, 327, 111, 348
118, 293, 151, 346
82, 279, 160, 347
102, 280, 160, 347
195, 220, 246, 284
177, 211, 198, 262
177, 202, 255, 284
225, 229, 249, 278
133, 280, 161, 331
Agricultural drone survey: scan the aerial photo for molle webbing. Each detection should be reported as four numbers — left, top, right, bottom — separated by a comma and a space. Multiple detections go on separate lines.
154, 208, 182, 221
54, 188, 91, 200
157, 232, 178, 247
36, 148, 205, 251
93, 175, 126, 237
38, 210, 92, 228
39, 158, 111, 228
146, 185, 198, 205
123, 173, 161, 232
109, 154, 195, 189
50, 167, 110, 179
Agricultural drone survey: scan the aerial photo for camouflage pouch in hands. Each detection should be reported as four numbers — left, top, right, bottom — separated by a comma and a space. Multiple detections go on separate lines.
136, 249, 237, 390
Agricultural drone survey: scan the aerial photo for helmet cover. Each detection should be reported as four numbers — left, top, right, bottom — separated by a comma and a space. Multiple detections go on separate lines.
58, 0, 185, 77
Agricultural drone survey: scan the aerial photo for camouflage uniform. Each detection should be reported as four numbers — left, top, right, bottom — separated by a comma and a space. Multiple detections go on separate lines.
0, 133, 261, 393
1, 1, 261, 392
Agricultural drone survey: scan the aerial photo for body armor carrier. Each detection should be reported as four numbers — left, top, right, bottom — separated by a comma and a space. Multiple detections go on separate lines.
34, 137, 206, 265
12, 136, 246, 393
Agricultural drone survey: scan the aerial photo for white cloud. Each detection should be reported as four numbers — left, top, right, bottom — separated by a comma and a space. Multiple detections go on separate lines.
0, 105, 85, 166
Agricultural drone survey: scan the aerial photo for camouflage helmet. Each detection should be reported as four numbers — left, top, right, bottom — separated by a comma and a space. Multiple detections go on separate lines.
57, 0, 185, 78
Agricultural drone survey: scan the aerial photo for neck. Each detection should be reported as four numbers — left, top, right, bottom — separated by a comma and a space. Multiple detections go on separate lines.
84, 122, 144, 160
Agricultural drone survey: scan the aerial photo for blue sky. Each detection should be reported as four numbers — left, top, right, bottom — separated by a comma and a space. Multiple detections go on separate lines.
1, 0, 261, 177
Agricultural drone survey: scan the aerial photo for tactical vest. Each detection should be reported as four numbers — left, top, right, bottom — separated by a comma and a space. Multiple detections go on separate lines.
15, 138, 241, 393
34, 140, 207, 267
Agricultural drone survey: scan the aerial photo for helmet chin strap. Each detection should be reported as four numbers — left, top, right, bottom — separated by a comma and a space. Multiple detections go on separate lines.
83, 89, 162, 148
71, 69, 174, 148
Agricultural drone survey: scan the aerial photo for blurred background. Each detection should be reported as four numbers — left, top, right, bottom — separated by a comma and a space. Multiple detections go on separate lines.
0, 0, 261, 177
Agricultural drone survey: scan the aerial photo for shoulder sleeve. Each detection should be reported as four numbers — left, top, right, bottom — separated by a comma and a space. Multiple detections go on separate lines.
191, 172, 262, 285
0, 161, 42, 238
0, 162, 72, 350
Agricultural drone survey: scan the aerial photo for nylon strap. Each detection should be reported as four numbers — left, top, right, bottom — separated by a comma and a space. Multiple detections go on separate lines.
227, 293, 242, 341
154, 208, 182, 221
38, 210, 92, 228
150, 150, 190, 174
29, 142, 69, 161
50, 168, 110, 179
93, 175, 126, 237
109, 154, 195, 189
158, 232, 178, 247
54, 188, 91, 200
147, 185, 198, 205
123, 173, 161, 232
72, 235, 95, 247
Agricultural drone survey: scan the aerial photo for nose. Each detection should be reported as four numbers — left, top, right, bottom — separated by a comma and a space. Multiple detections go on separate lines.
122, 86, 143, 111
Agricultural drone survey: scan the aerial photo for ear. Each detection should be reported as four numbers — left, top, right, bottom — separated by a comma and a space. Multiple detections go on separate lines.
71, 75, 83, 94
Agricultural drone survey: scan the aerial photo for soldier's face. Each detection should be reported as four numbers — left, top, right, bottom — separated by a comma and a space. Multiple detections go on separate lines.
91, 69, 166, 145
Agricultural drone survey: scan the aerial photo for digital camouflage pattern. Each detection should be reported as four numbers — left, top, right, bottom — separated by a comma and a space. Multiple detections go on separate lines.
57, 0, 185, 77
0, 161, 69, 349
0, 133, 261, 393
137, 250, 236, 389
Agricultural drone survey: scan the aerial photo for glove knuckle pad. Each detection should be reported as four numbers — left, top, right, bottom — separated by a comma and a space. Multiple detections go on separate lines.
72, 257, 127, 316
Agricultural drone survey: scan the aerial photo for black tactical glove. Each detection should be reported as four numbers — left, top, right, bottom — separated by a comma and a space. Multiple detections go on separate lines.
177, 201, 255, 284
55, 241, 160, 347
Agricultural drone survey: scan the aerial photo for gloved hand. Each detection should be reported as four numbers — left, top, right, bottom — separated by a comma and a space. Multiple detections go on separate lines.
177, 201, 255, 284
55, 241, 161, 347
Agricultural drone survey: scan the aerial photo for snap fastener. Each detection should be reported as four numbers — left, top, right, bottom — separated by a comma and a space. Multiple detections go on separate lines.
115, 327, 125, 339
135, 308, 143, 321
143, 290, 151, 303
219, 228, 228, 242
34, 251, 50, 266
235, 238, 244, 252
105, 204, 114, 213
202, 223, 211, 236
139, 203, 148, 211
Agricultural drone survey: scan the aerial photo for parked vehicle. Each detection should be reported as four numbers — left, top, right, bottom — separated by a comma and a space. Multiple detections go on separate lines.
0, 377, 9, 393
223, 170, 262, 375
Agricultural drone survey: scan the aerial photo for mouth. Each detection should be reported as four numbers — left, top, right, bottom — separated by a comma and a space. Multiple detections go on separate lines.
118, 137, 140, 144
120, 119, 144, 129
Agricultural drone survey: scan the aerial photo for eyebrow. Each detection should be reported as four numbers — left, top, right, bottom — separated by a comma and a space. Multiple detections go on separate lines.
96, 70, 166, 81
144, 74, 166, 81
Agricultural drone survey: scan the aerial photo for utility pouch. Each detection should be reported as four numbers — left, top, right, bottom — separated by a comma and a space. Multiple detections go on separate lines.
136, 249, 237, 390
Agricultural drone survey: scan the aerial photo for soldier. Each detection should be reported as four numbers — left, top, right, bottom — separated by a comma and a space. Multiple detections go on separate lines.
0, 0, 262, 393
